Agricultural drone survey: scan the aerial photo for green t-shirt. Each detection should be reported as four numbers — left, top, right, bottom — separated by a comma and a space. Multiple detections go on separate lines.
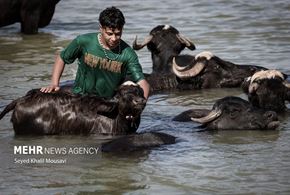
60, 32, 145, 98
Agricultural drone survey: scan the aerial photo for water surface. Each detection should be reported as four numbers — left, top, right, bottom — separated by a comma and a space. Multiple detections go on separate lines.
1, 0, 290, 194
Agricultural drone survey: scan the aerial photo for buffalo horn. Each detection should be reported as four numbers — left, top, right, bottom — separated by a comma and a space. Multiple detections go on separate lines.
176, 34, 196, 50
172, 57, 205, 79
249, 70, 286, 93
250, 70, 285, 84
191, 109, 222, 124
132, 35, 153, 50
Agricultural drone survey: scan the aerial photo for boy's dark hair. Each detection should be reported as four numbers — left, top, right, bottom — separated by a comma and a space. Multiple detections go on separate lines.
99, 7, 125, 29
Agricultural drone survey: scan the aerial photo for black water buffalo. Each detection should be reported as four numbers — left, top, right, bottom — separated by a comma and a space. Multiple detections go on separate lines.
133, 24, 196, 74
101, 132, 176, 153
133, 25, 267, 91
173, 96, 280, 130
242, 70, 290, 112
0, 81, 146, 135
0, 0, 60, 34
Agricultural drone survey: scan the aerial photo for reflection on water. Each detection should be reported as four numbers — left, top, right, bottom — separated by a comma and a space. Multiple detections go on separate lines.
1, 0, 290, 194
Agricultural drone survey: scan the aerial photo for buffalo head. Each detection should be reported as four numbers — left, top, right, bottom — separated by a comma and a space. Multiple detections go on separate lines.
133, 25, 195, 73
172, 51, 267, 89
242, 70, 290, 112
115, 81, 147, 122
174, 96, 280, 130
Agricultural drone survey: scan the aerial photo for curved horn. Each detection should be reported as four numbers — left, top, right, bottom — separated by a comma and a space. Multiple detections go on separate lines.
173, 58, 189, 71
132, 35, 153, 50
250, 70, 285, 84
176, 34, 196, 50
172, 57, 205, 79
191, 109, 222, 124
249, 70, 286, 93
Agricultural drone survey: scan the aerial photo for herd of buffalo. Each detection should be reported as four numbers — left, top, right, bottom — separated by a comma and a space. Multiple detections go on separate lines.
1, 24, 289, 153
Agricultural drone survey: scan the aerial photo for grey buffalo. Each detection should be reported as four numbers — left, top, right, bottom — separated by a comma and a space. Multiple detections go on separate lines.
173, 96, 280, 130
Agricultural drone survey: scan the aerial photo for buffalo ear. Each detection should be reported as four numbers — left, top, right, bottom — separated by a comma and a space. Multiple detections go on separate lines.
113, 86, 122, 100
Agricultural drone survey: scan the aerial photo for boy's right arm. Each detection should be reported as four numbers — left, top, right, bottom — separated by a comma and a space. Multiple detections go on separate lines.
40, 55, 65, 93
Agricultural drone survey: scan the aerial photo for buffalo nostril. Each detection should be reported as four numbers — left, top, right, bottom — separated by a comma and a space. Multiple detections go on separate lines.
264, 111, 277, 120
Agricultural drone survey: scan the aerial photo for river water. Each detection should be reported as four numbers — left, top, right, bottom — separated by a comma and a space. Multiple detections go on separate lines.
1, 0, 290, 194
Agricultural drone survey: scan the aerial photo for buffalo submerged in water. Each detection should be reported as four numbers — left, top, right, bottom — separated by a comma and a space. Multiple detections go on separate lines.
173, 96, 280, 131
133, 25, 268, 92
0, 81, 177, 152
242, 69, 290, 113
0, 81, 147, 135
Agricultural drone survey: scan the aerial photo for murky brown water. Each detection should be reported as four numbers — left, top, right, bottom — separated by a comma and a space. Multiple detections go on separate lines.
1, 0, 290, 194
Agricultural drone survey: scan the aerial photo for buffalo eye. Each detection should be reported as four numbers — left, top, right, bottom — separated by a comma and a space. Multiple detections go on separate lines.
229, 108, 240, 119
147, 42, 159, 53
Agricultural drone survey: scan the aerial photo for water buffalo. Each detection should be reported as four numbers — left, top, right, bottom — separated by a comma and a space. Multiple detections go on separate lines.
0, 0, 60, 34
173, 96, 280, 130
101, 132, 176, 153
0, 81, 146, 135
133, 24, 196, 74
133, 25, 267, 91
242, 70, 290, 112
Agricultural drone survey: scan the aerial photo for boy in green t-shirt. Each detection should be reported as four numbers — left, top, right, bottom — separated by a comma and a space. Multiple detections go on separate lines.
41, 6, 150, 99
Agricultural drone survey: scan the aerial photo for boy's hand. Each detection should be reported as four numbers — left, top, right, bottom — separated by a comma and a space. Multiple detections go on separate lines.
40, 85, 60, 93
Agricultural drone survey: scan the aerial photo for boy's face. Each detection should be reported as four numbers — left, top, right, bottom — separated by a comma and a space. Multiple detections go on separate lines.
100, 26, 123, 49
